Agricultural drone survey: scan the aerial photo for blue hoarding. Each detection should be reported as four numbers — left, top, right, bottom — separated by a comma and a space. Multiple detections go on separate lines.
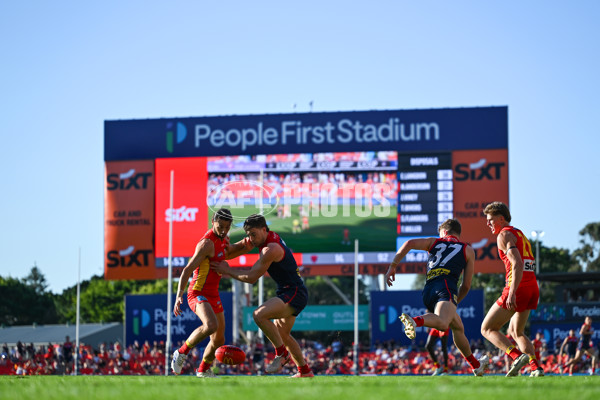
124, 292, 232, 348
530, 322, 600, 351
105, 107, 507, 161
370, 290, 484, 347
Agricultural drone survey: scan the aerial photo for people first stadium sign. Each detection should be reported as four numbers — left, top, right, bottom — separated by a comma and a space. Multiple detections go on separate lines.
104, 107, 509, 280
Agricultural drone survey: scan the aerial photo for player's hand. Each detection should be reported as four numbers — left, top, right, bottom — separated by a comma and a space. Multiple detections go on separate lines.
210, 260, 230, 275
506, 291, 517, 311
173, 296, 183, 317
385, 265, 397, 287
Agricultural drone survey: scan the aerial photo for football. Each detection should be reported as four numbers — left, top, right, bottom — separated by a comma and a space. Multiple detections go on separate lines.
215, 345, 246, 365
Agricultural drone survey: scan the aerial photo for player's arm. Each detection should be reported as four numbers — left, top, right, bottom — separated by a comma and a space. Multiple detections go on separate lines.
580, 323, 591, 336
385, 237, 436, 287
498, 230, 523, 310
457, 245, 475, 303
173, 239, 214, 317
225, 237, 253, 260
559, 337, 567, 357
212, 243, 282, 284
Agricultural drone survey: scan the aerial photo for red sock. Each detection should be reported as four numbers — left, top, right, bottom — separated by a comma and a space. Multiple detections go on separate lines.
198, 360, 211, 372
506, 346, 523, 361
464, 354, 480, 369
529, 357, 540, 370
413, 316, 424, 327
433, 361, 440, 368
299, 364, 311, 374
275, 345, 287, 357
178, 340, 193, 355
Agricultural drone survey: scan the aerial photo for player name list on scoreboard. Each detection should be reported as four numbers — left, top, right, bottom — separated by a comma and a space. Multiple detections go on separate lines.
397, 153, 453, 237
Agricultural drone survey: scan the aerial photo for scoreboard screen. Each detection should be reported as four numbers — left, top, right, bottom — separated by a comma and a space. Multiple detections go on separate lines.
398, 153, 453, 237
104, 107, 508, 280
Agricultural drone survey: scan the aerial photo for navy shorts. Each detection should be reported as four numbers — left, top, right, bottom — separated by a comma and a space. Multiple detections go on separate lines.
277, 284, 308, 316
578, 339, 591, 351
422, 279, 458, 313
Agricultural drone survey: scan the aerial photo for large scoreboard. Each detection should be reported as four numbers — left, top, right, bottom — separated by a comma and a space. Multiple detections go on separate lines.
104, 107, 508, 280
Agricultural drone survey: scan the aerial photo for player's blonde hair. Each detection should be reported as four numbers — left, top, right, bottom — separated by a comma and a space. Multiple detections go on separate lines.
483, 201, 511, 223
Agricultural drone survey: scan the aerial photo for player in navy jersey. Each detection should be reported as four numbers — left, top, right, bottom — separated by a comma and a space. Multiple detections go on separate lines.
559, 329, 578, 375
562, 316, 597, 375
211, 214, 314, 378
384, 218, 489, 376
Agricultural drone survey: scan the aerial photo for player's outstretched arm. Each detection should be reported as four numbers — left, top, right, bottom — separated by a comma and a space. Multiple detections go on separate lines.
385, 237, 436, 287
212, 243, 282, 284
174, 239, 213, 316
226, 237, 253, 260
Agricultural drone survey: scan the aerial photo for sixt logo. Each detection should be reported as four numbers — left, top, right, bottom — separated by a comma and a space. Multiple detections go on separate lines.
471, 238, 498, 260
455, 158, 505, 181
166, 122, 187, 153
107, 245, 153, 267
165, 206, 199, 222
106, 169, 152, 191
132, 309, 151, 336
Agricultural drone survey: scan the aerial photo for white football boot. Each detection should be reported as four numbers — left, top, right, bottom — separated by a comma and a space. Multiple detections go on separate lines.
399, 313, 417, 340
171, 350, 187, 375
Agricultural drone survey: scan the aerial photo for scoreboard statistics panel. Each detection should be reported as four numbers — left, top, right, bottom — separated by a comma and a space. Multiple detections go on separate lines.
104, 107, 508, 279
397, 149, 509, 273
398, 153, 453, 237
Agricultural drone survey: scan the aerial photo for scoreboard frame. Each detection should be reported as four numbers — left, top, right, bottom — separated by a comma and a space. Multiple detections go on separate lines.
104, 106, 508, 280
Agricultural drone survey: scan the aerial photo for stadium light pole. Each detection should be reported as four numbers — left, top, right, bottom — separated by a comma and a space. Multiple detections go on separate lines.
75, 247, 81, 375
353, 239, 359, 376
166, 170, 174, 376
531, 230, 545, 275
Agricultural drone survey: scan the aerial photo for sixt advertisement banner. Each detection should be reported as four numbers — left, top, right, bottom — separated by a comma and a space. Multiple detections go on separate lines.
154, 157, 209, 258
124, 293, 232, 347
370, 290, 484, 347
104, 161, 156, 280
105, 107, 508, 161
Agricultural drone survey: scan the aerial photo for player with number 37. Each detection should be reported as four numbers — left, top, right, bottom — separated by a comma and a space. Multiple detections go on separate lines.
384, 218, 489, 376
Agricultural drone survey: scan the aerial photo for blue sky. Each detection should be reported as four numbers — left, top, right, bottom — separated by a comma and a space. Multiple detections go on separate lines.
1, 2, 598, 294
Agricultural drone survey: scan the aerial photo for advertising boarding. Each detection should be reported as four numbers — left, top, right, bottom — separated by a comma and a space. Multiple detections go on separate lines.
370, 290, 484, 347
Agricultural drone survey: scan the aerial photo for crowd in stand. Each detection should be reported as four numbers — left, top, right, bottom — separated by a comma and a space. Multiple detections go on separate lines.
1, 334, 597, 376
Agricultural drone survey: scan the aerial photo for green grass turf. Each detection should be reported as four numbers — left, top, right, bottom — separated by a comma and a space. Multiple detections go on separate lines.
1, 375, 598, 400
226, 205, 397, 253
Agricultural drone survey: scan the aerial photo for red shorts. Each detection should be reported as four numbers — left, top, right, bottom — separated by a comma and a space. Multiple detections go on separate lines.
187, 291, 223, 314
496, 283, 539, 312
429, 328, 450, 338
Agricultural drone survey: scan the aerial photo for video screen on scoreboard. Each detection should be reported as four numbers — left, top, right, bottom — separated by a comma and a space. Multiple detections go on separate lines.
206, 151, 398, 254
153, 151, 398, 263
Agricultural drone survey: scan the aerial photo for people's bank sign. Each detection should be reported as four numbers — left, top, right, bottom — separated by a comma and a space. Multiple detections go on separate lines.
104, 107, 507, 160
124, 293, 232, 347
370, 290, 484, 346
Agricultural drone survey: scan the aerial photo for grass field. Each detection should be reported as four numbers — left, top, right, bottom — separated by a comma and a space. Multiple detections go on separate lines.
226, 205, 397, 253
2, 375, 598, 400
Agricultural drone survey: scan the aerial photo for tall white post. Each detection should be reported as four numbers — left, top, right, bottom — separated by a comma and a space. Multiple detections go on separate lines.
232, 280, 240, 343
531, 230, 544, 275
166, 170, 174, 376
75, 247, 81, 375
258, 277, 264, 341
354, 239, 359, 375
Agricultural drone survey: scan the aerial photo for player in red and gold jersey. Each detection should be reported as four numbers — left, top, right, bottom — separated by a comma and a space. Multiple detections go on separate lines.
171, 208, 233, 378
481, 202, 543, 377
